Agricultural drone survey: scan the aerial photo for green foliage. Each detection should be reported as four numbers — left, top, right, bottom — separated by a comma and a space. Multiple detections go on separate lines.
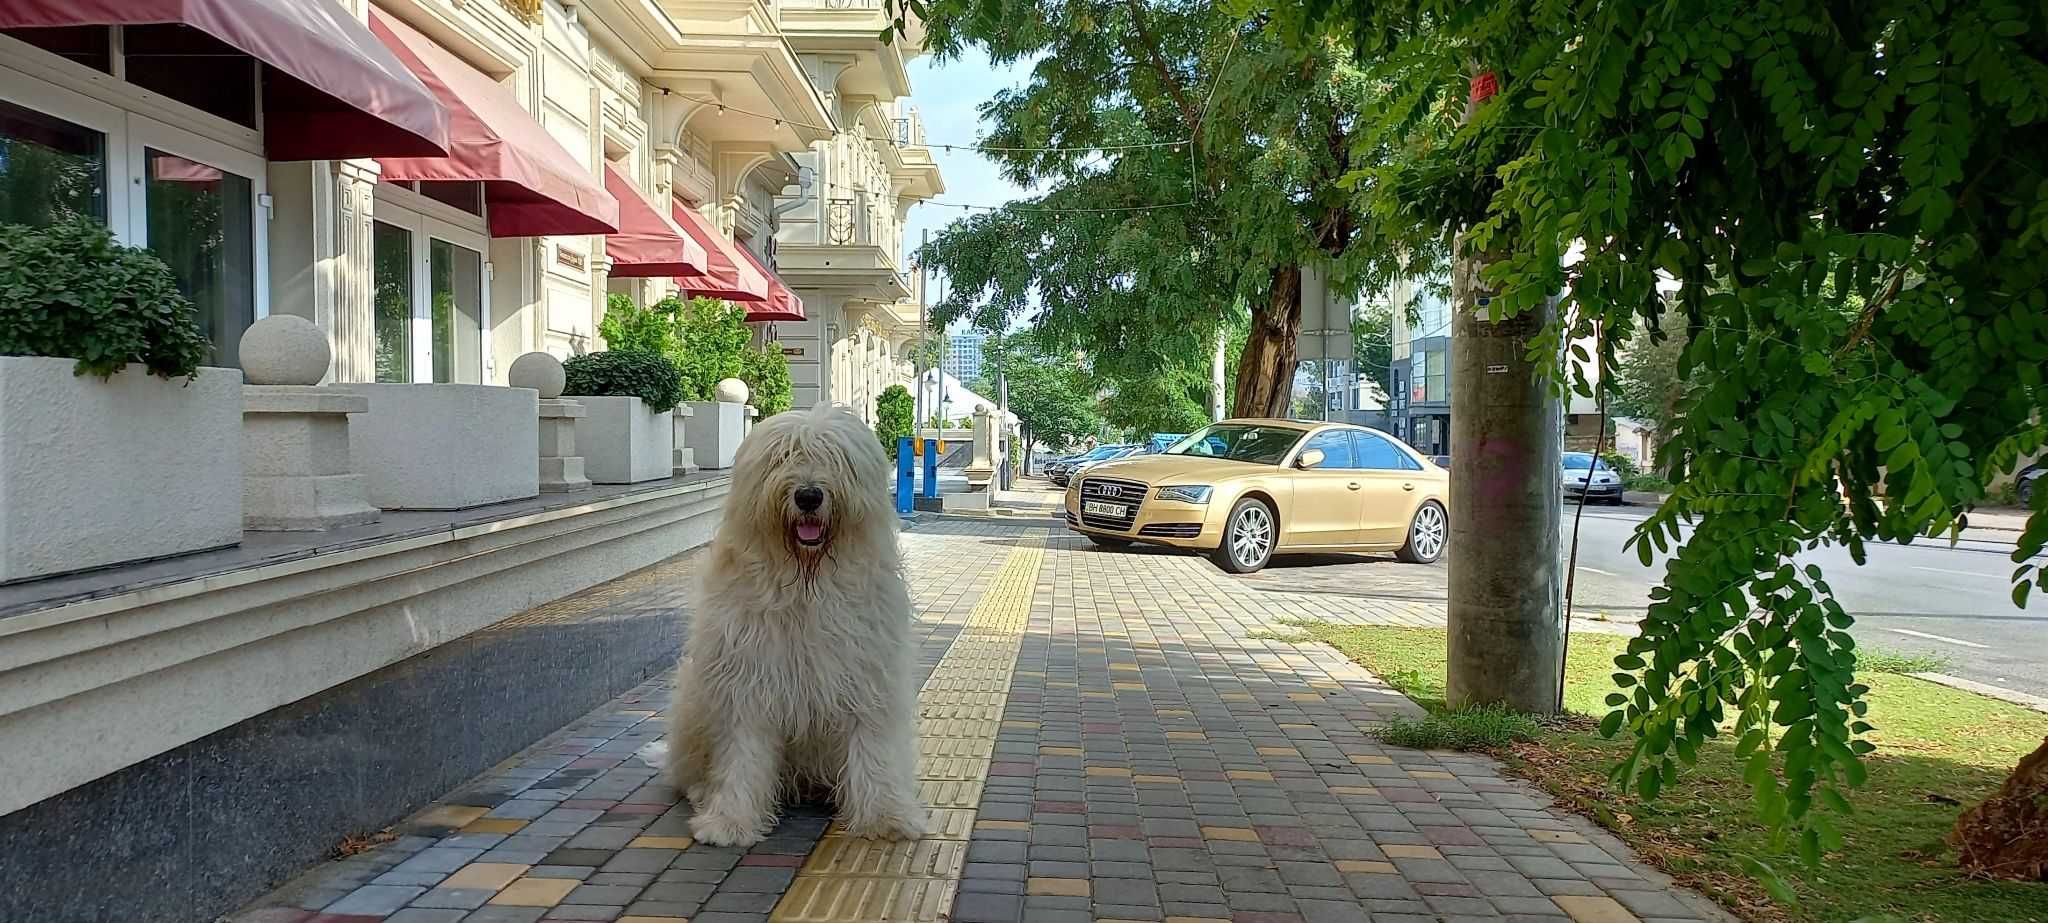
1626, 474, 1673, 493
1611, 299, 1691, 455
669, 297, 751, 402
1374, 706, 1544, 752
1599, 451, 1641, 481
598, 292, 680, 356
1353, 299, 1394, 402
0, 218, 209, 379
562, 350, 684, 413
975, 334, 1107, 450
1854, 648, 1954, 676
901, 0, 1441, 421
1296, 0, 2048, 863
876, 384, 915, 458
738, 345, 792, 416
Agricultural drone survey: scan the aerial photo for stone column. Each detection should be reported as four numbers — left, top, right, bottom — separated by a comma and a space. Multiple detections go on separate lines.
964, 405, 996, 490
237, 316, 380, 530
510, 352, 592, 494
673, 404, 699, 476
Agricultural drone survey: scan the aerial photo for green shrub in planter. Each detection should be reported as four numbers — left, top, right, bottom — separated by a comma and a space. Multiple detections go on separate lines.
0, 218, 210, 379
563, 349, 685, 413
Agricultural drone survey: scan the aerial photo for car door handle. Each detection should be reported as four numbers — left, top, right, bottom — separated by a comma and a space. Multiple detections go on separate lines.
1401, 483, 1415, 491
1347, 482, 1361, 490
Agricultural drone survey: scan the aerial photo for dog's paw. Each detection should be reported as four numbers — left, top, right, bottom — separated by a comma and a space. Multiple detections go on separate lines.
690, 811, 770, 847
841, 805, 928, 841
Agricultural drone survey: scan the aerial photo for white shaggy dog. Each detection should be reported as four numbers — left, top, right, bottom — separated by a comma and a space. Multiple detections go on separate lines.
666, 404, 926, 846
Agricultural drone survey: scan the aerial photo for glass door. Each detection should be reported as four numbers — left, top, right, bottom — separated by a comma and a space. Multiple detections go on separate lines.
372, 199, 489, 384
127, 115, 266, 369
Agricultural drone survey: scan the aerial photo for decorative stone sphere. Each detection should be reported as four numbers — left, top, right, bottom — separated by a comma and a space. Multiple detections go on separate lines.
238, 315, 331, 386
715, 378, 750, 404
507, 351, 567, 399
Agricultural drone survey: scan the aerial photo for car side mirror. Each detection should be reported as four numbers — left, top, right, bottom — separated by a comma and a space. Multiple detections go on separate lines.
1294, 448, 1326, 470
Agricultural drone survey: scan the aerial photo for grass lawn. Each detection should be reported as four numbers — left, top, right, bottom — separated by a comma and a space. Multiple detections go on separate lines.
1286, 623, 2048, 923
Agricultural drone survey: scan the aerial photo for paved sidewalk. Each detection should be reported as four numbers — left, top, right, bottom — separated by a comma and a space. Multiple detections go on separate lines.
230, 518, 1723, 923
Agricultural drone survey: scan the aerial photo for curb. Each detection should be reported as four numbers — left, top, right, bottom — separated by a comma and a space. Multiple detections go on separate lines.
1908, 671, 2048, 714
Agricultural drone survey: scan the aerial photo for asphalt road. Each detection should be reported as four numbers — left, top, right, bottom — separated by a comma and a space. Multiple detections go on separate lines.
1559, 502, 2048, 700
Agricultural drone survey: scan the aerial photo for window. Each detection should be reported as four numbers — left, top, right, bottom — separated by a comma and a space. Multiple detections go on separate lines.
1301, 430, 1358, 469
4, 31, 271, 366
373, 220, 413, 382
0, 97, 105, 226
1357, 432, 1423, 470
1165, 424, 1304, 465
123, 25, 257, 129
373, 191, 490, 384
144, 148, 254, 368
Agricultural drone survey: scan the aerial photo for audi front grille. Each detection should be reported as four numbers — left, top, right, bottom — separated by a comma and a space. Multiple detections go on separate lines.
1078, 477, 1147, 532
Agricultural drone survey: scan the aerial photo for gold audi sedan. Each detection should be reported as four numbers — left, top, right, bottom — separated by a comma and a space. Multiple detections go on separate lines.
1063, 419, 1449, 573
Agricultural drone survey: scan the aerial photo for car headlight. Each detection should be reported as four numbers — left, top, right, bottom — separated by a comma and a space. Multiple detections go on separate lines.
1156, 485, 1213, 504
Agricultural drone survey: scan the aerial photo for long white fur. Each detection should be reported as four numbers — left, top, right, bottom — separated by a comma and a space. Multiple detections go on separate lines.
666, 404, 927, 846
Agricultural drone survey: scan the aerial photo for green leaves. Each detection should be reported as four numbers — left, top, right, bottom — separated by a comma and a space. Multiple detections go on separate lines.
561, 350, 686, 413
876, 385, 915, 457
0, 218, 210, 379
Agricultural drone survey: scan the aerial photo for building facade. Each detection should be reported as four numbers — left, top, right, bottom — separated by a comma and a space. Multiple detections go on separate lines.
1387, 275, 1453, 456
944, 329, 986, 383
0, 0, 938, 413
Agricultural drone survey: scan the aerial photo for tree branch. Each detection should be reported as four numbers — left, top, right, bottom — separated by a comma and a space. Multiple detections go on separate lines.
1122, 0, 1200, 133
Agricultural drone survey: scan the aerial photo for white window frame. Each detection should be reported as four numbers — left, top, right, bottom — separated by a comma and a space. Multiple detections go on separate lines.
373, 186, 494, 384
0, 30, 270, 318
126, 112, 271, 323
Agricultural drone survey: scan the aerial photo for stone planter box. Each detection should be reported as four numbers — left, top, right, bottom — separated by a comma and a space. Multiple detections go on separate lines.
573, 395, 674, 484
0, 356, 243, 583
340, 383, 538, 509
683, 401, 747, 470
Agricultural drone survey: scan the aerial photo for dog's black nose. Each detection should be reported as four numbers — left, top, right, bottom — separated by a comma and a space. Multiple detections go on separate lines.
794, 486, 825, 512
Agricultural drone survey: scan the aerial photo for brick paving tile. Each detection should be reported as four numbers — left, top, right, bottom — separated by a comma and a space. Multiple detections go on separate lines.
226, 519, 1724, 923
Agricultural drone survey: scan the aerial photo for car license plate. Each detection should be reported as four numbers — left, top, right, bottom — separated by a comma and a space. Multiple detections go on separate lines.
1083, 501, 1128, 518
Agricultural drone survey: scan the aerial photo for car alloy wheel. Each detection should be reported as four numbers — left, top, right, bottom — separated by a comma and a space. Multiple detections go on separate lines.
1214, 498, 1275, 573
1398, 501, 1447, 564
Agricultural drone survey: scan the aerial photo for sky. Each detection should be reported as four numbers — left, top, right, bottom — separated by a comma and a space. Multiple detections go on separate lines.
899, 50, 1037, 332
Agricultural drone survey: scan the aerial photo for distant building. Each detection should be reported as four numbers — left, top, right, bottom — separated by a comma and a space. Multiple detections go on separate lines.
943, 331, 987, 383
1387, 276, 1453, 456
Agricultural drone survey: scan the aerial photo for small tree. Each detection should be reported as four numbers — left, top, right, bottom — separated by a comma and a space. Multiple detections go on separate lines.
597, 292, 679, 356
738, 345, 792, 416
669, 297, 750, 401
876, 384, 914, 458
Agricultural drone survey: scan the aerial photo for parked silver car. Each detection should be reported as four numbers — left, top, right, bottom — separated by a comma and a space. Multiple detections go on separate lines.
1563, 452, 1623, 504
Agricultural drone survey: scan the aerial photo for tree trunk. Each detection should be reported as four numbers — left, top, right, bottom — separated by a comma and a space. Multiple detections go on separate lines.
1231, 264, 1302, 418
1951, 734, 2048, 881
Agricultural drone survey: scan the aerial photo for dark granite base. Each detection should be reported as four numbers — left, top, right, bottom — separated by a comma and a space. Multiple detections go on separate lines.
0, 556, 695, 923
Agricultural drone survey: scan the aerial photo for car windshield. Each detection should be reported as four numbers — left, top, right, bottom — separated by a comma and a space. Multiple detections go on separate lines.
1078, 446, 1120, 460
1562, 453, 1610, 471
1163, 424, 1305, 465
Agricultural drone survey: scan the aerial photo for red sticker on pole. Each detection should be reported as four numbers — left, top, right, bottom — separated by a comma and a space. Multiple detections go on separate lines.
1469, 71, 1499, 103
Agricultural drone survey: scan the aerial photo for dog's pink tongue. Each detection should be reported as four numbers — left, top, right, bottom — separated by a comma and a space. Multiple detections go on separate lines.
796, 522, 824, 542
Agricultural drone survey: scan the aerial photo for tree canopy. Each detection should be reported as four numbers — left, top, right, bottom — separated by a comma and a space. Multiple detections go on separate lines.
904, 0, 1437, 419
972, 334, 1105, 451
1291, 0, 2048, 875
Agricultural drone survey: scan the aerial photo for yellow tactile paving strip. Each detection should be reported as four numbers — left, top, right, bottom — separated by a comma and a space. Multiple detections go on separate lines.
768, 533, 1045, 923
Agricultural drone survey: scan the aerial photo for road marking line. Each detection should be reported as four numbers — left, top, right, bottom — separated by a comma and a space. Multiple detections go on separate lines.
1910, 565, 1993, 579
1884, 627, 1990, 649
1575, 566, 1616, 577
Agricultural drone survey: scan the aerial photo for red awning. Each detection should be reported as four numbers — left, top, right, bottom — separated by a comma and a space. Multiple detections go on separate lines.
369, 9, 617, 237
671, 202, 770, 303
601, 163, 708, 278
0, 0, 449, 160
730, 242, 805, 322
